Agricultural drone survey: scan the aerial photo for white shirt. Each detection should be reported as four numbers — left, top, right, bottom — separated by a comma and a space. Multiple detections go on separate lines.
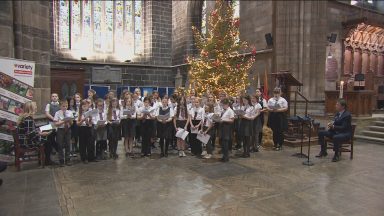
267, 97, 288, 110
92, 109, 107, 125
221, 107, 235, 121
175, 105, 188, 121
109, 108, 121, 121
189, 106, 205, 121
53, 110, 74, 129
133, 99, 143, 109
204, 113, 214, 127
241, 105, 256, 119
138, 106, 156, 119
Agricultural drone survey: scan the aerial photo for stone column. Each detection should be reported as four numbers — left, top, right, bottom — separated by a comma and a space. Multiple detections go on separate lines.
377, 53, 384, 76
352, 48, 362, 74
13, 1, 51, 113
361, 50, 370, 74
370, 52, 378, 75
0, 1, 14, 57
343, 47, 353, 75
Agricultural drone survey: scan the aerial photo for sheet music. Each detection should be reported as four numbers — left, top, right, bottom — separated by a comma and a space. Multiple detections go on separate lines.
39, 123, 54, 132
234, 109, 246, 116
62, 116, 74, 122
84, 109, 98, 118
197, 133, 210, 144
175, 128, 189, 140
97, 120, 107, 126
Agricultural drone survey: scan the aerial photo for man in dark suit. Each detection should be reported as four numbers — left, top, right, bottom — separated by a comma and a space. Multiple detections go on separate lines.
316, 99, 352, 162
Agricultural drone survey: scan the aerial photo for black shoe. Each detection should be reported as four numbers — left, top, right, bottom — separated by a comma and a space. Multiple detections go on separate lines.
332, 154, 340, 162
160, 153, 164, 158
220, 158, 229, 162
255, 147, 259, 152
315, 152, 328, 158
0, 178, 3, 186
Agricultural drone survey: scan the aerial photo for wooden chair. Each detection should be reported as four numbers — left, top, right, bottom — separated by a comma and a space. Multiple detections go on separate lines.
12, 129, 45, 171
325, 124, 356, 159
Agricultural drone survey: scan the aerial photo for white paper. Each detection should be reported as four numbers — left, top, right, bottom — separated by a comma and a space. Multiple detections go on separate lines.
234, 109, 246, 116
84, 109, 98, 118
175, 128, 189, 140
62, 116, 74, 122
197, 133, 211, 145
97, 120, 106, 126
39, 123, 53, 131
123, 109, 135, 116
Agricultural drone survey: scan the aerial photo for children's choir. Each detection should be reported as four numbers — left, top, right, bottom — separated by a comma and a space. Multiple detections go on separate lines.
42, 87, 288, 166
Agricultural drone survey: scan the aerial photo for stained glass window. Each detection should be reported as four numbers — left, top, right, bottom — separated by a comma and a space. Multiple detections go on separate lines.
71, 0, 81, 49
58, 0, 70, 49
134, 1, 142, 54
201, 0, 207, 36
233, 0, 240, 19
56, 0, 143, 56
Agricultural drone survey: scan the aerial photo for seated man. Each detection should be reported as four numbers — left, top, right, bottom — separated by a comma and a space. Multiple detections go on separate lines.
316, 99, 352, 162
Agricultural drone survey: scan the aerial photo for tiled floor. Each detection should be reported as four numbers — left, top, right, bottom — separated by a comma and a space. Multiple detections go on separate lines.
1, 142, 384, 216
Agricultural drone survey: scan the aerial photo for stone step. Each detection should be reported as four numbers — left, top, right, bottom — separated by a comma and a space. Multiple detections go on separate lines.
373, 121, 384, 127
355, 135, 384, 145
361, 131, 384, 139
369, 126, 384, 132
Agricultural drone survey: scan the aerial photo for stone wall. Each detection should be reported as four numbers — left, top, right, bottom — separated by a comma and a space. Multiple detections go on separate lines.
0, 1, 51, 112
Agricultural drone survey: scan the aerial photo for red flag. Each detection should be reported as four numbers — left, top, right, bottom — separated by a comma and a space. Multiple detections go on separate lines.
263, 67, 269, 100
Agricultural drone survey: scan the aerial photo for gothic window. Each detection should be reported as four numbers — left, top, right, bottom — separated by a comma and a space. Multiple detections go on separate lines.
233, 0, 240, 19
201, 0, 207, 36
56, 0, 143, 56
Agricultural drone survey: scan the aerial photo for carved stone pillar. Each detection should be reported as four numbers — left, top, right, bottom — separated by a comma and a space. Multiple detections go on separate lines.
353, 48, 362, 74
377, 53, 384, 76
361, 50, 370, 74
343, 47, 353, 75
370, 52, 378, 75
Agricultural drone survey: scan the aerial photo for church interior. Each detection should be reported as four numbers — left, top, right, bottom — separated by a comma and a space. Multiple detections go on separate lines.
0, 0, 384, 215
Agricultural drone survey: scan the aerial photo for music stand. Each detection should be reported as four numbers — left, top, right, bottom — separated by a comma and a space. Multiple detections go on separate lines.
302, 116, 314, 166
291, 116, 308, 158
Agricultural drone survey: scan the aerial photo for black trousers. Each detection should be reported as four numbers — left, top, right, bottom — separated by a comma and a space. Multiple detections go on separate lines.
189, 133, 202, 155
220, 138, 230, 160
318, 130, 351, 153
159, 138, 170, 155
243, 136, 251, 155
45, 131, 58, 163
141, 134, 151, 155
96, 140, 107, 158
271, 127, 284, 148
78, 126, 92, 161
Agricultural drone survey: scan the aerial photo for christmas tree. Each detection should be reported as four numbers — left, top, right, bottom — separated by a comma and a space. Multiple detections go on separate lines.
187, 0, 256, 97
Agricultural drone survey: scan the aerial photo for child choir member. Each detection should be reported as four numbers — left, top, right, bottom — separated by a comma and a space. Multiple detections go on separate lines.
189, 97, 205, 156
107, 98, 121, 159
255, 88, 267, 144
70, 93, 81, 157
267, 87, 288, 151
156, 97, 174, 157
93, 99, 108, 160
121, 96, 137, 158
138, 97, 156, 157
251, 95, 262, 152
232, 96, 242, 150
54, 100, 74, 166
201, 102, 215, 159
219, 98, 235, 162
173, 95, 190, 157
239, 95, 256, 157
77, 99, 93, 164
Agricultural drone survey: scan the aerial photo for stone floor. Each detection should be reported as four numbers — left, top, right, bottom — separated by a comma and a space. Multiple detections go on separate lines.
1, 142, 384, 216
